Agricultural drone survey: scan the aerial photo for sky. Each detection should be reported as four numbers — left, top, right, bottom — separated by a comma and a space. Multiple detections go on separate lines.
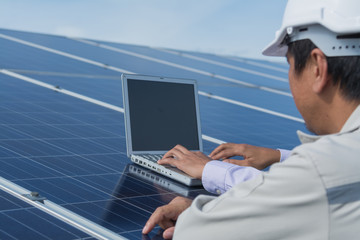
0, 0, 288, 61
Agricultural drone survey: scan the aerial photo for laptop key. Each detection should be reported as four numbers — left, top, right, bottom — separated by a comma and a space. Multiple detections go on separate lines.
139, 154, 163, 162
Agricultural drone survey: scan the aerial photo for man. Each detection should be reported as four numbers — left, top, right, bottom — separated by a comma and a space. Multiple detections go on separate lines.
143, 0, 360, 239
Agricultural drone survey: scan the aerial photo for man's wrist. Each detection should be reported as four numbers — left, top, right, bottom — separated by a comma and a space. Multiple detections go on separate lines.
277, 149, 291, 162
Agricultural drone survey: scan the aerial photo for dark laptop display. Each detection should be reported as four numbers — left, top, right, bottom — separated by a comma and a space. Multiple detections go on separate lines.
127, 79, 200, 151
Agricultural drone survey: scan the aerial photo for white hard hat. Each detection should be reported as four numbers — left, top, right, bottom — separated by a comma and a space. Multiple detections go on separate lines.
263, 0, 360, 57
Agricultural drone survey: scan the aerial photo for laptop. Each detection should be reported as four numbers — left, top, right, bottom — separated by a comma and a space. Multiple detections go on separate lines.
121, 74, 203, 186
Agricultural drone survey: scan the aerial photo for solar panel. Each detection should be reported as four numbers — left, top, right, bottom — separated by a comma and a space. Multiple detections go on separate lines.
0, 190, 91, 239
0, 28, 306, 239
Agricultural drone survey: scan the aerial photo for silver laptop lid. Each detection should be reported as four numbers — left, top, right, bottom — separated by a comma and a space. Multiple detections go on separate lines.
122, 74, 203, 157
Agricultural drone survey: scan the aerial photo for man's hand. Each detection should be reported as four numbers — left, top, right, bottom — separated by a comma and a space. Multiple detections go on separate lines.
142, 196, 193, 239
209, 143, 281, 170
158, 145, 211, 179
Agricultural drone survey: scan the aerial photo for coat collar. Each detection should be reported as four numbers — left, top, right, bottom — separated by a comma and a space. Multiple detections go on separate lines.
297, 105, 360, 144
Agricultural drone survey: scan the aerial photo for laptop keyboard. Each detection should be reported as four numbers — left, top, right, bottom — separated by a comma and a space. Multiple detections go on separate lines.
138, 154, 164, 162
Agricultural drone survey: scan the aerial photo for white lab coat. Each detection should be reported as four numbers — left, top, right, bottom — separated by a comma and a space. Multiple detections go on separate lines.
174, 106, 360, 240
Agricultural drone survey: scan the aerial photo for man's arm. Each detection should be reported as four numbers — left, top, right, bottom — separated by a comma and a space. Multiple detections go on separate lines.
173, 155, 328, 239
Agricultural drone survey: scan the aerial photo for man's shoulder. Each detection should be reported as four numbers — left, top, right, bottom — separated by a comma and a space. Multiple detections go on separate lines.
290, 128, 360, 189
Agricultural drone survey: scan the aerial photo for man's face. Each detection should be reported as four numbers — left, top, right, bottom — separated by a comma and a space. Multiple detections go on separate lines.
286, 53, 318, 134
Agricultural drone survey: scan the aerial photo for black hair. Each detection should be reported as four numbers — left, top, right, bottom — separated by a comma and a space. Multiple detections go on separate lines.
287, 39, 360, 101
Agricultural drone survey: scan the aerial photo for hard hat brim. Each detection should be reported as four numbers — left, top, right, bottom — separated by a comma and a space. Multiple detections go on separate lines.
262, 28, 288, 57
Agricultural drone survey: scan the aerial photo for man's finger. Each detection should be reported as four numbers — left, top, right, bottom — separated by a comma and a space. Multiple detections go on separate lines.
158, 157, 178, 166
209, 145, 225, 158
163, 227, 175, 239
210, 152, 223, 160
162, 150, 175, 159
173, 144, 190, 154
163, 148, 184, 160
143, 206, 176, 234
143, 212, 161, 234
211, 150, 233, 160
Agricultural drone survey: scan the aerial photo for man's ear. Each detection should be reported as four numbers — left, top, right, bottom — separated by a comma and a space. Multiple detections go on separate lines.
310, 48, 330, 94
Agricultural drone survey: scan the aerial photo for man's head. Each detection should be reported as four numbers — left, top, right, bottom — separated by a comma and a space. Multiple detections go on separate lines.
263, 0, 360, 134
287, 39, 360, 102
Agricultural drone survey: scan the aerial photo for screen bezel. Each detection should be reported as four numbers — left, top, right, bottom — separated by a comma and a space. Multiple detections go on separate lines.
121, 74, 203, 157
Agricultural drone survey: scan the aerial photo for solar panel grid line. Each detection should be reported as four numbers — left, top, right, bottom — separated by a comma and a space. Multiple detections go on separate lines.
69, 37, 292, 97
198, 91, 304, 123
0, 132, 121, 175
150, 47, 289, 74
0, 143, 121, 198
7, 69, 122, 80
1, 187, 90, 231
0, 33, 133, 75
0, 177, 127, 240
61, 200, 146, 233
0, 106, 121, 141
63, 193, 159, 220
201, 135, 226, 145
1, 123, 117, 140
0, 229, 16, 240
3, 207, 87, 240
226, 56, 288, 73
1, 69, 125, 113
3, 213, 52, 239
258, 86, 292, 97
152, 47, 288, 82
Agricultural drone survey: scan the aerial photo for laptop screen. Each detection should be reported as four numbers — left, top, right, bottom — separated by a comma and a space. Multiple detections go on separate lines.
123, 75, 201, 153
